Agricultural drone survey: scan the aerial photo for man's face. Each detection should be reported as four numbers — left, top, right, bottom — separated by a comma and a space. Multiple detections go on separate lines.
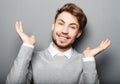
52, 11, 82, 51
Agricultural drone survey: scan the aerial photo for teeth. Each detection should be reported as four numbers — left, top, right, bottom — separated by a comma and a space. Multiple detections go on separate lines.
60, 36, 67, 40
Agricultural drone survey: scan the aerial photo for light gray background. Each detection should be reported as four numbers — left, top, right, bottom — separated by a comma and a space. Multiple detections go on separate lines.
0, 0, 120, 84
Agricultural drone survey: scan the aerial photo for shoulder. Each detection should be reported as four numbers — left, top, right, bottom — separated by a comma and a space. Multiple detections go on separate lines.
33, 49, 48, 58
72, 49, 83, 59
73, 49, 82, 56
31, 49, 48, 63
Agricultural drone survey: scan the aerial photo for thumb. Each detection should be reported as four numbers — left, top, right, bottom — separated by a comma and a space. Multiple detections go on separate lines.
86, 47, 90, 50
31, 35, 35, 39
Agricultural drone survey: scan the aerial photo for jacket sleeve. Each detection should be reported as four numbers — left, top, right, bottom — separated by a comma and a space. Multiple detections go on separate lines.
6, 44, 34, 84
79, 60, 99, 84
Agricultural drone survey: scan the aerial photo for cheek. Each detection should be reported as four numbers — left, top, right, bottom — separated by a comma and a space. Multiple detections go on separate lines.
52, 28, 59, 37
54, 27, 62, 35
69, 31, 78, 38
52, 30, 56, 37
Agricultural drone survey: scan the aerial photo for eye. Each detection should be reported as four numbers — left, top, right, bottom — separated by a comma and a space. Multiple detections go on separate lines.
58, 22, 64, 25
70, 26, 77, 29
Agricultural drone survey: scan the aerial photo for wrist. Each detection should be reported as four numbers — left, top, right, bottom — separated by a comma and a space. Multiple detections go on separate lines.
23, 43, 34, 48
83, 57, 95, 62
23, 41, 35, 45
83, 55, 94, 58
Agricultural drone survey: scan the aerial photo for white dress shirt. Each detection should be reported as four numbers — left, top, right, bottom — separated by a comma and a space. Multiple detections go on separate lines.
23, 42, 95, 62
47, 42, 95, 62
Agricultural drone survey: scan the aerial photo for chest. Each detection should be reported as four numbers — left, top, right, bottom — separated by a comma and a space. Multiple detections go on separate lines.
32, 57, 83, 84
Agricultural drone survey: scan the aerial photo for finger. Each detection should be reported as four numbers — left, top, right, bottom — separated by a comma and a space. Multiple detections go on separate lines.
15, 21, 20, 33
19, 21, 23, 32
15, 21, 19, 29
15, 21, 24, 37
104, 39, 111, 45
30, 35, 35, 44
86, 47, 90, 50
101, 40, 104, 44
101, 38, 109, 45
106, 39, 111, 46
104, 38, 109, 43
31, 35, 35, 39
104, 39, 111, 48
99, 40, 104, 47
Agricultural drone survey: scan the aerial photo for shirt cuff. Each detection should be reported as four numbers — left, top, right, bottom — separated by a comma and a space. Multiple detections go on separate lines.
83, 57, 95, 62
22, 43, 34, 48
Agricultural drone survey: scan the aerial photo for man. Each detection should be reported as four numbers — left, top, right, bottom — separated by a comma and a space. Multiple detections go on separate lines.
6, 3, 111, 84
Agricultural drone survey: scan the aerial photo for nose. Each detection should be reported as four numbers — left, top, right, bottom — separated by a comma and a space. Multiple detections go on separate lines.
62, 26, 68, 34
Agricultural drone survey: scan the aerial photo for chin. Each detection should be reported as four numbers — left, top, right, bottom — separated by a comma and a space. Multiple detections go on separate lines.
52, 37, 73, 49
56, 41, 72, 49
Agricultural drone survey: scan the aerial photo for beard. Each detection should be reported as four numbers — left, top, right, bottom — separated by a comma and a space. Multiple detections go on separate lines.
52, 37, 72, 49
52, 33, 74, 49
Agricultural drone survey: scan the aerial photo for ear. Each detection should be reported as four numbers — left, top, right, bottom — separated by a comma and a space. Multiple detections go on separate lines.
76, 30, 82, 38
52, 23, 55, 31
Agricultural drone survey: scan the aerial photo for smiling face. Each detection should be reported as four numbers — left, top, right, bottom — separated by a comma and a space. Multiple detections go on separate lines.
52, 11, 82, 52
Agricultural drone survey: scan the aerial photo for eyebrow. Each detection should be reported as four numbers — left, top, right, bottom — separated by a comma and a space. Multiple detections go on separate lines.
57, 19, 65, 23
58, 19, 79, 27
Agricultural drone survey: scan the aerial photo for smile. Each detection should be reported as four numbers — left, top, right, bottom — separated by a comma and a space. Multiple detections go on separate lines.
58, 34, 70, 42
59, 36, 68, 40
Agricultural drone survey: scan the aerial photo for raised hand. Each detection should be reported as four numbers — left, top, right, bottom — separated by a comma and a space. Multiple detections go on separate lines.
15, 21, 36, 45
83, 39, 111, 57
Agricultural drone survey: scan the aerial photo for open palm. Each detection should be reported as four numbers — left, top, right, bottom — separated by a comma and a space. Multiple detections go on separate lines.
83, 39, 111, 57
16, 21, 35, 45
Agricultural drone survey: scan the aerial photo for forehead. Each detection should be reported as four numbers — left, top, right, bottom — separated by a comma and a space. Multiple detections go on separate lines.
56, 11, 79, 25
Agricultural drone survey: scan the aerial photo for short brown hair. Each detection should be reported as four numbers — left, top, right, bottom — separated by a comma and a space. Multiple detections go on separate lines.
54, 3, 87, 31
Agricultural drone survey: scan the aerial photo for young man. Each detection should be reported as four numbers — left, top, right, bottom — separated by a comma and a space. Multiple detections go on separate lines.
6, 3, 111, 84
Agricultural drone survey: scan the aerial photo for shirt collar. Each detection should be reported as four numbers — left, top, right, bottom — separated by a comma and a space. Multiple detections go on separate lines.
48, 42, 73, 59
